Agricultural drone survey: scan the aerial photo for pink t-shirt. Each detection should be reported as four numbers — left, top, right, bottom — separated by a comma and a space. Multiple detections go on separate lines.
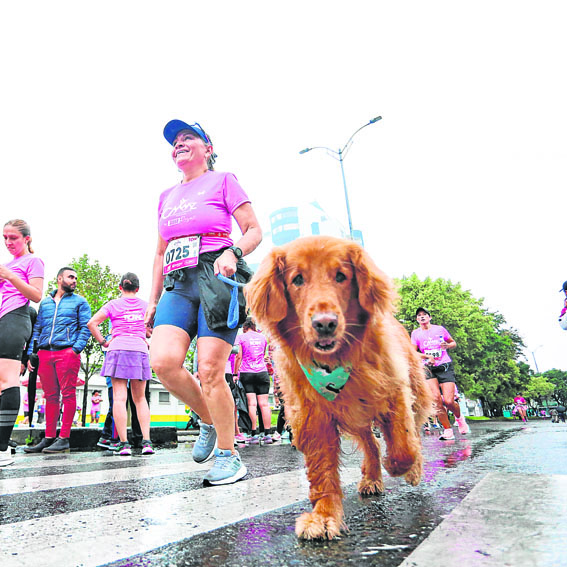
514, 396, 527, 405
158, 171, 250, 253
0, 254, 44, 320
236, 330, 268, 373
411, 324, 452, 366
102, 297, 148, 353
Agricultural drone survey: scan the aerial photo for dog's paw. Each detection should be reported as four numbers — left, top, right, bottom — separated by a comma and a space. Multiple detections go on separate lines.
404, 463, 423, 486
383, 454, 415, 477
295, 511, 343, 540
358, 477, 384, 495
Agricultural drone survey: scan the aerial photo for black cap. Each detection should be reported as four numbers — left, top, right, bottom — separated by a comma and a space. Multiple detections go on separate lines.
560, 281, 567, 292
416, 307, 431, 317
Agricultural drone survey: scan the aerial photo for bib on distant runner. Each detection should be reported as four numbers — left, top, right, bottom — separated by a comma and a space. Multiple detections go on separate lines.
163, 236, 200, 275
425, 348, 442, 359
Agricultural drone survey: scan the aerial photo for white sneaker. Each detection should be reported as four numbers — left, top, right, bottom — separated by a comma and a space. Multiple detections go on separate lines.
455, 416, 470, 435
439, 428, 455, 441
0, 446, 15, 467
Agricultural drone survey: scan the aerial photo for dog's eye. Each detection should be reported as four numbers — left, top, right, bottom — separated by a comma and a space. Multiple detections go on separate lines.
292, 274, 304, 286
336, 272, 347, 283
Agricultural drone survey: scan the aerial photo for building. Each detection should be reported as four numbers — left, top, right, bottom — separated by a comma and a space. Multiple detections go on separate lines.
247, 201, 364, 272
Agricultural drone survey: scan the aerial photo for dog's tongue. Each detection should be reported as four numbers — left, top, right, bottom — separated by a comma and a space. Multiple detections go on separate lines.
317, 339, 334, 347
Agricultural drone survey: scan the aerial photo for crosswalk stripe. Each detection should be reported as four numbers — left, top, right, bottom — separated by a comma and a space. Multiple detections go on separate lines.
400, 472, 567, 566
0, 466, 362, 567
0, 459, 210, 496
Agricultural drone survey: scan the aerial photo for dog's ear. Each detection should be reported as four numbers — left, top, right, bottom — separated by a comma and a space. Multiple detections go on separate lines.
349, 243, 395, 315
244, 247, 288, 322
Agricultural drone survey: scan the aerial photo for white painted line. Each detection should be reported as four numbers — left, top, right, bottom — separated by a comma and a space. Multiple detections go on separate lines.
0, 460, 210, 495
0, 467, 362, 567
400, 473, 567, 566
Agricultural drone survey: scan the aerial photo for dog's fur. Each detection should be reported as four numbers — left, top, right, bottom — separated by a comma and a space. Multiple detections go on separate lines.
245, 236, 432, 540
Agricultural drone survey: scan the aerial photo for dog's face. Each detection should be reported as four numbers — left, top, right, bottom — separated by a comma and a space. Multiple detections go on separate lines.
245, 236, 395, 359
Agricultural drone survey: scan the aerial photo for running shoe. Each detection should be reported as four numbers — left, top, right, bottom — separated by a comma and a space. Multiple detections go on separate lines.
204, 448, 247, 485
96, 437, 114, 450
281, 430, 290, 440
0, 447, 14, 467
261, 434, 273, 445
192, 421, 217, 463
234, 433, 248, 444
271, 432, 281, 441
454, 416, 470, 435
248, 434, 260, 445
141, 440, 155, 455
439, 428, 455, 441
112, 442, 132, 456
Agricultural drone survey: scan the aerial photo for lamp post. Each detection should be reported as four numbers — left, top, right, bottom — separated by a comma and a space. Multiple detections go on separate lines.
531, 345, 543, 374
299, 116, 382, 240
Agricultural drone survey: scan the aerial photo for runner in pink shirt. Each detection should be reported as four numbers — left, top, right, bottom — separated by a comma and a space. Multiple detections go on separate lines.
0, 219, 44, 467
411, 307, 469, 441
144, 119, 262, 486
234, 318, 272, 445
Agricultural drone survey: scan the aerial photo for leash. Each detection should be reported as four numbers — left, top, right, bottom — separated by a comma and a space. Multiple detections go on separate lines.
216, 274, 245, 329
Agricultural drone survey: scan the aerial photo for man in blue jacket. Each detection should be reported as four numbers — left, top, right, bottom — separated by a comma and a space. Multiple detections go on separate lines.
24, 267, 91, 454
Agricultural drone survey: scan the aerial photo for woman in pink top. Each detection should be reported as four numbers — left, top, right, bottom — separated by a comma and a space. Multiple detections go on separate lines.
88, 273, 153, 456
411, 307, 469, 441
144, 120, 262, 486
513, 395, 528, 422
0, 219, 44, 467
234, 318, 271, 445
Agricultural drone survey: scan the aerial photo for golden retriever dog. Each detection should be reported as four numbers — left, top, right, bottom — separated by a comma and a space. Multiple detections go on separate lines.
244, 235, 432, 540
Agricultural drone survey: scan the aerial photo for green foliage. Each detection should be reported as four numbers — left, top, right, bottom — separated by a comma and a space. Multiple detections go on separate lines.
49, 254, 121, 426
525, 374, 555, 404
395, 274, 529, 414
542, 368, 567, 405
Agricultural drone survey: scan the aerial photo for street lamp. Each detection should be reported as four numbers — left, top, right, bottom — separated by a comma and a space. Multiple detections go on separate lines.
299, 116, 382, 240
531, 345, 543, 373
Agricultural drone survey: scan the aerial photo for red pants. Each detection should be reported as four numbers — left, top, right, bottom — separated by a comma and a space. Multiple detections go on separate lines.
38, 348, 81, 438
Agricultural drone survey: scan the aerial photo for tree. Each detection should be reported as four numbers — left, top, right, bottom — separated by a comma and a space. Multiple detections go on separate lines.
48, 255, 120, 425
525, 374, 555, 410
542, 369, 567, 406
395, 274, 528, 415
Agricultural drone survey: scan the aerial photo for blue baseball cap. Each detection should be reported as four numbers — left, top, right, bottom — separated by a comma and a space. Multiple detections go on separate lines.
163, 120, 210, 145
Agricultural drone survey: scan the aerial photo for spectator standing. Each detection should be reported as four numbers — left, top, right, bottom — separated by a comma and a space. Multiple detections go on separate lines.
234, 318, 272, 444
24, 267, 91, 454
90, 390, 103, 424
88, 273, 154, 455
0, 220, 44, 467
411, 307, 470, 441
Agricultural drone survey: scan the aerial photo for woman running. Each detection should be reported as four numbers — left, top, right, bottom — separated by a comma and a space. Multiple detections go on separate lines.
0, 220, 44, 467
145, 120, 262, 485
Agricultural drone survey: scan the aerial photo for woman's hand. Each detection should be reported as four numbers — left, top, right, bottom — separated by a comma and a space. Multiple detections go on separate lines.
0, 265, 14, 282
214, 250, 237, 277
145, 305, 157, 329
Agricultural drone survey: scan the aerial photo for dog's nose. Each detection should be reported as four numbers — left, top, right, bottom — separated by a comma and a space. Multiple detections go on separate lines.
311, 312, 339, 336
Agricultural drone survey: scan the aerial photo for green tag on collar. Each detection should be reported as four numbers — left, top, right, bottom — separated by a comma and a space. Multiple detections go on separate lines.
300, 363, 352, 401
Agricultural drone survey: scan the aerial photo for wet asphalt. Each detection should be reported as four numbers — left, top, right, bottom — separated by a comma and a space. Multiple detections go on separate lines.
105, 420, 566, 566
2, 419, 565, 566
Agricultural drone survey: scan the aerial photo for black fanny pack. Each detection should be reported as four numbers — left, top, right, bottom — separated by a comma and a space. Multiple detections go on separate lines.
163, 249, 253, 332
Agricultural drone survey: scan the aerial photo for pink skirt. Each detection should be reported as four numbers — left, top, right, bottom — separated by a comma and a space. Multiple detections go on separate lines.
101, 350, 152, 381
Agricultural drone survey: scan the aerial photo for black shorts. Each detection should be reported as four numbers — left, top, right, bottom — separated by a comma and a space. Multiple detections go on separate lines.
425, 362, 456, 384
0, 305, 32, 361
225, 372, 235, 391
240, 371, 270, 395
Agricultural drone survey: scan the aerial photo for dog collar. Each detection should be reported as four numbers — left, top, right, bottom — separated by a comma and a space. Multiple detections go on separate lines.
299, 363, 352, 401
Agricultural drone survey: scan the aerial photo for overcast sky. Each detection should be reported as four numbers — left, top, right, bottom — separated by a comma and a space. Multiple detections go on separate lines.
2, 1, 566, 373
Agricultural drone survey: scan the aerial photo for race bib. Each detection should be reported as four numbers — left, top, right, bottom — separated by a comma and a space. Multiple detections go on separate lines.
425, 348, 442, 359
163, 236, 200, 275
